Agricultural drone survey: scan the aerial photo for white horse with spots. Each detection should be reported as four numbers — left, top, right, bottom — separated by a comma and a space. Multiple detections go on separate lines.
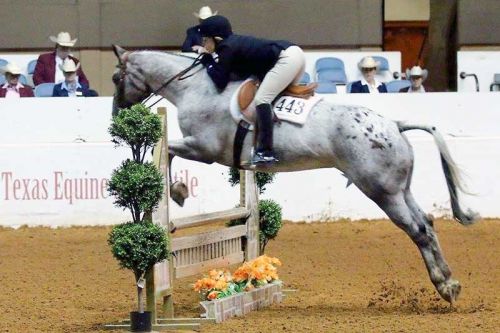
111, 45, 478, 304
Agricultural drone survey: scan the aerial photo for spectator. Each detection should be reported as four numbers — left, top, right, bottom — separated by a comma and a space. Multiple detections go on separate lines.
0, 63, 34, 98
350, 56, 387, 93
181, 6, 217, 53
400, 66, 428, 93
52, 59, 92, 97
33, 32, 89, 87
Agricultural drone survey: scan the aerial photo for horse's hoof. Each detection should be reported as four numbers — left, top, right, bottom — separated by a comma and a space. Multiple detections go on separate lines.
170, 181, 189, 207
437, 279, 461, 304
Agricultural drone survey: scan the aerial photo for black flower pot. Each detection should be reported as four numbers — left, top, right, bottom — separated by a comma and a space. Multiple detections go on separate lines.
130, 311, 152, 332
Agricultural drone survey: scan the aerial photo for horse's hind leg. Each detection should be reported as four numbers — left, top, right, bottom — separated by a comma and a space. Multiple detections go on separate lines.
376, 191, 461, 303
403, 190, 460, 303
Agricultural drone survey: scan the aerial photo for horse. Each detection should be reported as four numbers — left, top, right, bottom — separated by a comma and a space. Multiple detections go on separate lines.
111, 45, 478, 304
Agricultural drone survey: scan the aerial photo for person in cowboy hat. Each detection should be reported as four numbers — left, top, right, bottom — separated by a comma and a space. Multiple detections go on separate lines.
198, 15, 306, 166
33, 32, 89, 87
400, 66, 428, 93
350, 56, 388, 93
0, 62, 34, 98
181, 6, 218, 53
52, 58, 92, 97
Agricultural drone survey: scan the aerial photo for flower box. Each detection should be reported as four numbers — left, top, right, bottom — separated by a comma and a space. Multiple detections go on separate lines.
200, 281, 283, 323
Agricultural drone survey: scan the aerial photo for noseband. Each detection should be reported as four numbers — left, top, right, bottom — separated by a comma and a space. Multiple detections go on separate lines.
116, 51, 204, 109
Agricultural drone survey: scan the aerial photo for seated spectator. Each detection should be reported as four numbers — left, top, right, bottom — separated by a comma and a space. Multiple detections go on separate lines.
181, 6, 217, 53
400, 66, 428, 93
350, 56, 388, 93
0, 63, 34, 98
52, 59, 92, 97
33, 32, 89, 87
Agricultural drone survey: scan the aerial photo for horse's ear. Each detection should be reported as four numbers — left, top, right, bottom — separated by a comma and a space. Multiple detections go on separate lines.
112, 45, 127, 62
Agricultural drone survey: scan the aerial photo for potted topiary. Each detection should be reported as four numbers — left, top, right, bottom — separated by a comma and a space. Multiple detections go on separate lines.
107, 104, 167, 332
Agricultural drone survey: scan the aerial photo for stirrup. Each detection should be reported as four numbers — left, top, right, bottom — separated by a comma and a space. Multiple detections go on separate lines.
250, 152, 279, 165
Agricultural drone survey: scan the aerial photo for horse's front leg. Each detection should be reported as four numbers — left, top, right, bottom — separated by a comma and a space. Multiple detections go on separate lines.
168, 137, 215, 206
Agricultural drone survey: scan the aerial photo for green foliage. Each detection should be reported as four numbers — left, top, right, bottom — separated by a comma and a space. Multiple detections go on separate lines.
108, 221, 169, 280
259, 199, 283, 254
227, 199, 283, 255
228, 167, 275, 194
109, 104, 162, 163
108, 160, 163, 222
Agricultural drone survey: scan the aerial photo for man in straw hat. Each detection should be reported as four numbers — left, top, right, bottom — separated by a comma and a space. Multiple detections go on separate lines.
33, 32, 89, 87
400, 66, 428, 93
52, 58, 92, 97
0, 62, 34, 98
350, 56, 388, 93
181, 6, 217, 53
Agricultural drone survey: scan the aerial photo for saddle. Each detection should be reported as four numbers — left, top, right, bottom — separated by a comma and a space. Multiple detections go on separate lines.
238, 79, 318, 110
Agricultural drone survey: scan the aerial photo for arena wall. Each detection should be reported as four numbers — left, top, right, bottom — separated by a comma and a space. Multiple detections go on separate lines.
1, 92, 498, 227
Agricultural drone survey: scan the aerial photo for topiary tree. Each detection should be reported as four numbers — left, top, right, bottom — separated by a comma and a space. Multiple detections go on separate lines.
228, 167, 275, 194
227, 167, 283, 254
107, 104, 167, 331
108, 160, 163, 223
258, 199, 282, 254
108, 221, 169, 314
109, 103, 162, 163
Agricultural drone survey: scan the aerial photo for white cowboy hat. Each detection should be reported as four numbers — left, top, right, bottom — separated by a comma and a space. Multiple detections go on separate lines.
406, 66, 428, 81
194, 6, 217, 20
59, 58, 80, 72
49, 32, 78, 47
358, 56, 380, 70
1, 62, 22, 75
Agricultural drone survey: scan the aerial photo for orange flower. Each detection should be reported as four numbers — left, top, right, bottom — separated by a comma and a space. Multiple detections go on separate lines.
207, 291, 219, 300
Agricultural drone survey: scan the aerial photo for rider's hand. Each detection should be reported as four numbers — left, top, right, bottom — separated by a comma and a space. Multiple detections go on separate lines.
192, 45, 208, 54
199, 53, 215, 66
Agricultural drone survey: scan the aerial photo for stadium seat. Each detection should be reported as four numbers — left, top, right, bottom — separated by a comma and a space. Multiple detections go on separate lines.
0, 58, 8, 68
385, 80, 411, 93
317, 69, 347, 84
372, 56, 390, 72
27, 59, 38, 75
315, 57, 345, 72
34, 83, 56, 97
315, 81, 337, 94
298, 72, 311, 85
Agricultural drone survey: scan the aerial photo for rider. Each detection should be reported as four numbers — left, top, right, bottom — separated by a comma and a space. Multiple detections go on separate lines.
197, 15, 305, 165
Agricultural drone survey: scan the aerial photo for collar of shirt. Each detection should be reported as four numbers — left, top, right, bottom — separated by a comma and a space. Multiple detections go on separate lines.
61, 81, 82, 91
408, 85, 426, 93
361, 77, 381, 93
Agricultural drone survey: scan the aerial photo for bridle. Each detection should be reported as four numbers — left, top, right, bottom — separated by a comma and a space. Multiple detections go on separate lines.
116, 51, 205, 109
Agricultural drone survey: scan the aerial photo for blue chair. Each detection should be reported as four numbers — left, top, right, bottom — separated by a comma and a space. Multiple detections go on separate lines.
27, 59, 38, 75
35, 83, 56, 97
0, 58, 8, 68
315, 57, 345, 72
386, 80, 411, 93
315, 81, 337, 94
317, 69, 347, 84
372, 56, 390, 72
298, 72, 311, 85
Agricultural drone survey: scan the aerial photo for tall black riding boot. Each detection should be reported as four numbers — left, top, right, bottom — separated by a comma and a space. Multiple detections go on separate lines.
252, 103, 279, 165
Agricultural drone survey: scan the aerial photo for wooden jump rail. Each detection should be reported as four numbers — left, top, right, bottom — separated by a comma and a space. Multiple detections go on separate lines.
138, 107, 259, 331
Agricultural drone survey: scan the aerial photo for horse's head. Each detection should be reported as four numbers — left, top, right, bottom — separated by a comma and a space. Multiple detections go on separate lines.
111, 45, 152, 116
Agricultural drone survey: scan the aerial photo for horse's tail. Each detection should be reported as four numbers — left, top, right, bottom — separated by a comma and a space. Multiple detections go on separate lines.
397, 122, 479, 225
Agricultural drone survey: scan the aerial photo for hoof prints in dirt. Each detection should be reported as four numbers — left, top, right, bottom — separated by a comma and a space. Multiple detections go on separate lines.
367, 279, 491, 314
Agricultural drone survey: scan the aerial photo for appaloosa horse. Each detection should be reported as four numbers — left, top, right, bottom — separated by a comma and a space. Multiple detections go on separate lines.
111, 45, 478, 304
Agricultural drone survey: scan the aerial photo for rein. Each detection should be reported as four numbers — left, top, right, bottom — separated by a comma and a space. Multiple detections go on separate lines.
117, 51, 204, 108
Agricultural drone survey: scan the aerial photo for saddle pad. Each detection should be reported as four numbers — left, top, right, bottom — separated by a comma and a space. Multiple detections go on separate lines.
273, 95, 322, 125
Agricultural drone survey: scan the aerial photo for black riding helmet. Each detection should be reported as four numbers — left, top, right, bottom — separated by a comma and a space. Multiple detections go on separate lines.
198, 15, 233, 39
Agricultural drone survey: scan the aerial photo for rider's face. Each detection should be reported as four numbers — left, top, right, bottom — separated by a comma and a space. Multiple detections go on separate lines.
202, 37, 216, 53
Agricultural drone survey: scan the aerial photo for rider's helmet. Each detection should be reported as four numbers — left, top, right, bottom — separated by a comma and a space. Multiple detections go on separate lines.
198, 15, 233, 39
